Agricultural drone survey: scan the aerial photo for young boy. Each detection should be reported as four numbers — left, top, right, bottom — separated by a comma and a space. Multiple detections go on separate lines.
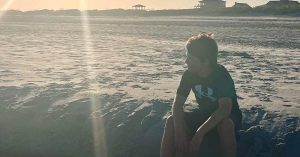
160, 33, 242, 157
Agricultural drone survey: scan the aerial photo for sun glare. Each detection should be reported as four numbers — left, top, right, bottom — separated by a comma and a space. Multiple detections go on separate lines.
79, 0, 108, 157
0, 0, 15, 19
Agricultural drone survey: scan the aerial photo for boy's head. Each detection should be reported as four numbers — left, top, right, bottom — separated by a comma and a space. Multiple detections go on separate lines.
185, 32, 218, 67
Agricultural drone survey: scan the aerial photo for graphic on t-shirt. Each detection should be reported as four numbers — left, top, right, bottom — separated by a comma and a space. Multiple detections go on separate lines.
194, 84, 217, 102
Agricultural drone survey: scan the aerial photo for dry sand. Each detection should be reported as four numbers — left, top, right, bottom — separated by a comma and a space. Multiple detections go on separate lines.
0, 16, 299, 157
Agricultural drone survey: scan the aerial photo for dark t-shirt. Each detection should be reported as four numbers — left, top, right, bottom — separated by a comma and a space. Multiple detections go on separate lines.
177, 64, 241, 116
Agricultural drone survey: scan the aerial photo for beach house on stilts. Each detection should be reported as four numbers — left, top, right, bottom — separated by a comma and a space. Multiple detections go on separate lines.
132, 4, 146, 10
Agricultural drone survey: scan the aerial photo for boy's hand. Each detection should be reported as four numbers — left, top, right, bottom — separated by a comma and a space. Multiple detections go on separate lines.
189, 133, 204, 154
174, 128, 189, 153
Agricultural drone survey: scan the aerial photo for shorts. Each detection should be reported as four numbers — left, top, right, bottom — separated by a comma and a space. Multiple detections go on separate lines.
182, 107, 242, 156
183, 107, 242, 137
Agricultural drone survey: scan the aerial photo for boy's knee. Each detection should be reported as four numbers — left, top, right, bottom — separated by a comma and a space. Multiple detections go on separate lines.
217, 118, 235, 133
167, 115, 173, 120
166, 115, 174, 126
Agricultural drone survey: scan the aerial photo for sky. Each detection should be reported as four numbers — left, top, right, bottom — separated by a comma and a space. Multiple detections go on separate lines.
1, 0, 300, 11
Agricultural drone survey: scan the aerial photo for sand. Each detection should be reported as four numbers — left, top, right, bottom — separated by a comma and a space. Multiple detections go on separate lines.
0, 15, 299, 157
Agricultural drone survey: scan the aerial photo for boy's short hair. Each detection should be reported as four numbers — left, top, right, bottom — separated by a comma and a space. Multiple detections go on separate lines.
186, 32, 218, 66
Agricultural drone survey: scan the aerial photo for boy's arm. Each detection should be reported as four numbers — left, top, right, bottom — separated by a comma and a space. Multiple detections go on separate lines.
172, 94, 187, 131
194, 97, 232, 138
172, 94, 189, 152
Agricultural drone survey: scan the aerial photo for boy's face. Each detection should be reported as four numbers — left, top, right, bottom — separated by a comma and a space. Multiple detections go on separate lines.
185, 53, 211, 76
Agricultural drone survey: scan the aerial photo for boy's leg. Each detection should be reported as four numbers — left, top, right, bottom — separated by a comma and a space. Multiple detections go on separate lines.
160, 115, 175, 157
161, 110, 207, 157
217, 118, 237, 157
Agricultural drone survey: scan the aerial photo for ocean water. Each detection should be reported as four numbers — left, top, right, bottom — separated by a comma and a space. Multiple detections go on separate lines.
0, 15, 299, 157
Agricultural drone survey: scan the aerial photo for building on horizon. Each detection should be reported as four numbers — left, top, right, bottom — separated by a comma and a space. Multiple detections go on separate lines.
232, 2, 252, 10
261, 0, 300, 8
194, 0, 226, 9
132, 4, 146, 10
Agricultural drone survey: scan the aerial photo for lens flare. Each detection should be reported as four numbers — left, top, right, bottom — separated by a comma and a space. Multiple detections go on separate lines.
79, 0, 108, 157
0, 0, 15, 20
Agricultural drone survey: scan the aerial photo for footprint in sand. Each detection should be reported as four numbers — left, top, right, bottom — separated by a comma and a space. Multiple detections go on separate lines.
259, 97, 272, 102
131, 85, 142, 88
283, 104, 292, 107
141, 87, 150, 90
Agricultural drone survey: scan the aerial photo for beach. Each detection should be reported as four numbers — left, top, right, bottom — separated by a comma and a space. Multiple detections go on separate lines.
0, 15, 299, 157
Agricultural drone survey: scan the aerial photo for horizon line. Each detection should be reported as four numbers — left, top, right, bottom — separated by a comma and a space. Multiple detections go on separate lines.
0, 3, 261, 12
